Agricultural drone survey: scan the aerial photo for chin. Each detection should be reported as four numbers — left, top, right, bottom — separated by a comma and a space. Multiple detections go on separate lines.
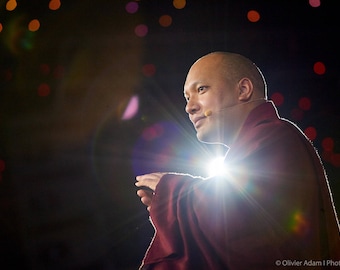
197, 130, 227, 146
197, 132, 217, 144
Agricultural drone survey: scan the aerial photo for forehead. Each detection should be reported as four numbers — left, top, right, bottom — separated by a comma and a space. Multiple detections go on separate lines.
184, 55, 226, 92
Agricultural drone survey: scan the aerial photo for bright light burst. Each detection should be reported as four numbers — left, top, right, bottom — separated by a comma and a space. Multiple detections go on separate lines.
207, 156, 227, 177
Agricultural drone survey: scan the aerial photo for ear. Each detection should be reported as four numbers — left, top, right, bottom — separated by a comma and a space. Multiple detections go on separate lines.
238, 78, 253, 101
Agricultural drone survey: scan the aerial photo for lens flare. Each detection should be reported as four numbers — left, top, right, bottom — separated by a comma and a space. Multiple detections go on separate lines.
207, 156, 226, 177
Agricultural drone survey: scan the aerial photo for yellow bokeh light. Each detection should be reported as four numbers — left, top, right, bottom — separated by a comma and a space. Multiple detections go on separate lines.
6, 0, 17, 11
28, 19, 40, 32
173, 0, 186, 9
49, 0, 61, 11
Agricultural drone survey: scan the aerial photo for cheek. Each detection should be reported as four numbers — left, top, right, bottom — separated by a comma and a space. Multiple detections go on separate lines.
197, 118, 217, 142
203, 98, 220, 112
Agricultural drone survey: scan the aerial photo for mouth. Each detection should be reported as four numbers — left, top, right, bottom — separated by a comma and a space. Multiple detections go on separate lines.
192, 116, 205, 129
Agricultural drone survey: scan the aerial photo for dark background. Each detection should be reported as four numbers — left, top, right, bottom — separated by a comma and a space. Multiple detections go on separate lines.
0, 0, 339, 269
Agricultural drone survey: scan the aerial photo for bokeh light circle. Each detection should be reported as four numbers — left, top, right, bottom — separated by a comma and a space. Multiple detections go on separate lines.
126, 1, 139, 14
38, 83, 51, 97
49, 0, 61, 10
173, 0, 186, 9
304, 126, 317, 141
6, 0, 17, 11
142, 64, 156, 77
28, 19, 40, 32
309, 0, 321, 8
322, 137, 334, 151
159, 15, 172, 27
271, 92, 284, 106
313, 61, 326, 75
134, 24, 148, 37
298, 97, 312, 111
247, 10, 260, 22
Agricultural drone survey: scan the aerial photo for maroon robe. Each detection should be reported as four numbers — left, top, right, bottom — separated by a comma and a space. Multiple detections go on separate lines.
140, 101, 340, 269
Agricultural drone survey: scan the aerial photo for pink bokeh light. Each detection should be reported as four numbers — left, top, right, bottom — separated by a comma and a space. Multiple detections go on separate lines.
122, 95, 139, 120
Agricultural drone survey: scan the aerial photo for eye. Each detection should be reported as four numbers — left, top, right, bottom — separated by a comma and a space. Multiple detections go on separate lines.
198, 86, 208, 93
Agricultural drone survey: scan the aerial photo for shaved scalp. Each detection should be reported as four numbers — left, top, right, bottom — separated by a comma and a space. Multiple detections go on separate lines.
199, 52, 267, 99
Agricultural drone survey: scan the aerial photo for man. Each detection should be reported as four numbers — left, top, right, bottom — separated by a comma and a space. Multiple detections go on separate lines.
135, 52, 340, 269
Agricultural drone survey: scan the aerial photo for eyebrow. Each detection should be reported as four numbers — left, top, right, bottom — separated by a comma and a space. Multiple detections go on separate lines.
183, 81, 204, 95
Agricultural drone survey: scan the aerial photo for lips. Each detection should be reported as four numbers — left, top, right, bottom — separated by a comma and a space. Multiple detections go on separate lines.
191, 116, 206, 128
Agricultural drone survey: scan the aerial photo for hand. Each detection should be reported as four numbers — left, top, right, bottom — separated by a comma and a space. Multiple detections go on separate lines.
135, 172, 167, 211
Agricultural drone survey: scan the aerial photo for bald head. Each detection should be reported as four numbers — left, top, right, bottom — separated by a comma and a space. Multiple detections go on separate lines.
184, 52, 268, 146
195, 52, 267, 99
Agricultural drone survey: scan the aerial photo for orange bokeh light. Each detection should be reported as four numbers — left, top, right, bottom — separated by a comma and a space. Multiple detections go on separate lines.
28, 19, 40, 32
6, 0, 17, 11
247, 10, 260, 23
49, 0, 61, 11
159, 15, 172, 27
173, 0, 186, 9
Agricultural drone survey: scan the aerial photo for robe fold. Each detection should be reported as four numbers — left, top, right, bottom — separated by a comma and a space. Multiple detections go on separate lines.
140, 101, 340, 269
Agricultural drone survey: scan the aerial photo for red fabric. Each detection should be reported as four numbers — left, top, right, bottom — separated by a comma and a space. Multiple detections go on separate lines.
140, 102, 340, 269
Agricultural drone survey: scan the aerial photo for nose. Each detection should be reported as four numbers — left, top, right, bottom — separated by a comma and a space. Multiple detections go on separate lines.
185, 98, 200, 115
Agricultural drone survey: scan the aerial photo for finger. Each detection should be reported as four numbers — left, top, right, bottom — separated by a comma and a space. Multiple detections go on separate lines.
141, 196, 152, 206
136, 190, 153, 206
135, 172, 166, 190
136, 172, 166, 182
136, 189, 153, 198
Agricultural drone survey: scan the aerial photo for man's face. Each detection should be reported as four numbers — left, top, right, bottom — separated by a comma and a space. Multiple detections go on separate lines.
183, 56, 239, 144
